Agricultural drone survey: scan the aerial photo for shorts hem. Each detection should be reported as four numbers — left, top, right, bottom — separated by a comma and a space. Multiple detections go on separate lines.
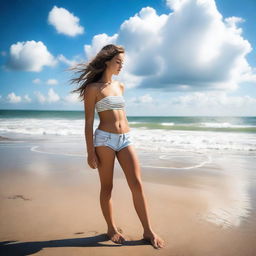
116, 142, 133, 152
94, 143, 117, 151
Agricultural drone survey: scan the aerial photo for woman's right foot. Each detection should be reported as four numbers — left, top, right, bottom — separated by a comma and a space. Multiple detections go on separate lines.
143, 230, 165, 249
107, 227, 126, 244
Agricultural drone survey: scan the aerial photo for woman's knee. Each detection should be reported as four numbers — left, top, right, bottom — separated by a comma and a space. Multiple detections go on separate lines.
129, 179, 143, 193
100, 184, 113, 195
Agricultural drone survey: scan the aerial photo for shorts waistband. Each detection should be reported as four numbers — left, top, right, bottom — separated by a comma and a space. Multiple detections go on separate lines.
95, 128, 130, 136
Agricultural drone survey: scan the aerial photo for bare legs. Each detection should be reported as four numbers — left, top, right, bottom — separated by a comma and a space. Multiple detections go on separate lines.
95, 145, 165, 248
95, 146, 126, 243
116, 145, 165, 249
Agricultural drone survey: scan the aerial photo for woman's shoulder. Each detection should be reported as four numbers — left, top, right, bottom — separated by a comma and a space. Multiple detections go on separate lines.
84, 83, 99, 98
86, 82, 100, 91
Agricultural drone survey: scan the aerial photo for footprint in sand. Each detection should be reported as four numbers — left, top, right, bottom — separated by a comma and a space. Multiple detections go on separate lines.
7, 194, 31, 201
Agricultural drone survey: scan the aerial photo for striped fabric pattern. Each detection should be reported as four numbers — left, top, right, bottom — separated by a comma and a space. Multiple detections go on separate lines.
95, 95, 125, 112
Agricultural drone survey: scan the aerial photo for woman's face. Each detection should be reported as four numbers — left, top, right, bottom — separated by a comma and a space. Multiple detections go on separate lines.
107, 53, 124, 75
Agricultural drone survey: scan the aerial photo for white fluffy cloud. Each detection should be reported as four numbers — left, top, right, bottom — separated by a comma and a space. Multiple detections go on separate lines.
23, 94, 32, 103
48, 88, 60, 102
166, 0, 188, 11
83, 0, 256, 92
7, 40, 57, 72
170, 91, 256, 107
84, 33, 118, 60
57, 54, 81, 66
6, 92, 32, 103
34, 91, 46, 103
34, 88, 60, 103
48, 6, 84, 37
168, 91, 256, 115
7, 92, 22, 103
46, 79, 58, 85
126, 91, 256, 116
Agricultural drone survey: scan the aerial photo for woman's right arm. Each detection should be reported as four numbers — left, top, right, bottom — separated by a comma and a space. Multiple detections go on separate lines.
84, 84, 99, 169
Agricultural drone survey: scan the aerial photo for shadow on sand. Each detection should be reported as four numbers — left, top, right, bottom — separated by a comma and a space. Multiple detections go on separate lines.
0, 233, 150, 255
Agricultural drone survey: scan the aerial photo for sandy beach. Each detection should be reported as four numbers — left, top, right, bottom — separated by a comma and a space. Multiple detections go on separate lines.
0, 133, 256, 256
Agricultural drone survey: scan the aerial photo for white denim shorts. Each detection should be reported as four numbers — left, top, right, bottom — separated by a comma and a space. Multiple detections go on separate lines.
93, 128, 133, 152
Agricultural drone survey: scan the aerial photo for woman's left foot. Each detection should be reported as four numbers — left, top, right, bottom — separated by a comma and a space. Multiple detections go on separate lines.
143, 231, 165, 249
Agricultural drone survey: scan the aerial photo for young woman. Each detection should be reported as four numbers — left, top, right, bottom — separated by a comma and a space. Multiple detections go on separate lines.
70, 44, 165, 249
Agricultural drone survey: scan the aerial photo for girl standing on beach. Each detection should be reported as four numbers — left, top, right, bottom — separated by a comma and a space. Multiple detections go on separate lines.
70, 44, 165, 249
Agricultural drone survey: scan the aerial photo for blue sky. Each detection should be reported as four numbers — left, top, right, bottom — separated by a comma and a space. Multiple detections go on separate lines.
0, 0, 255, 116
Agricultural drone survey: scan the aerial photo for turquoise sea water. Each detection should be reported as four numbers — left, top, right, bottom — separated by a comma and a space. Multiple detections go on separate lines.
1, 109, 255, 133
1, 110, 256, 154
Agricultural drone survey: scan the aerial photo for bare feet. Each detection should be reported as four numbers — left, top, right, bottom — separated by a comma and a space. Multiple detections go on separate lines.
107, 227, 126, 244
143, 231, 165, 249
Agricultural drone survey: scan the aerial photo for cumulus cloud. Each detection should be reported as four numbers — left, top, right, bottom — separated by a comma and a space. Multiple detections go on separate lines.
170, 91, 255, 107
126, 91, 256, 116
34, 91, 46, 103
166, 0, 188, 11
7, 40, 57, 72
6, 92, 22, 103
0, 92, 32, 104
6, 92, 31, 103
83, 0, 256, 92
34, 88, 60, 103
48, 6, 84, 37
48, 88, 60, 102
167, 91, 256, 115
23, 94, 32, 103
84, 33, 118, 60
225, 16, 245, 30
57, 54, 84, 67
46, 79, 58, 85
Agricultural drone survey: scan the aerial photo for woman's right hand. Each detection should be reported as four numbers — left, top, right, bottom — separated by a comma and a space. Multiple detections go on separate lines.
87, 151, 99, 169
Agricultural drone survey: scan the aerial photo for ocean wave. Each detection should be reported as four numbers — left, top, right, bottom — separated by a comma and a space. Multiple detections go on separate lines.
161, 122, 175, 126
199, 122, 256, 128
1, 118, 256, 153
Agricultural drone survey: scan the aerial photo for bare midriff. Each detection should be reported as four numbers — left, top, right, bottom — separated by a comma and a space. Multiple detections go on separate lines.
97, 109, 130, 134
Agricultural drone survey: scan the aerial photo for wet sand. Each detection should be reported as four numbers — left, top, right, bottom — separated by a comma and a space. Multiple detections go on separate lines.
0, 135, 256, 255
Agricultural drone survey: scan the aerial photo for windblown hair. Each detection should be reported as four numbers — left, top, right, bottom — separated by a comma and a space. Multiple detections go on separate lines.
69, 44, 125, 102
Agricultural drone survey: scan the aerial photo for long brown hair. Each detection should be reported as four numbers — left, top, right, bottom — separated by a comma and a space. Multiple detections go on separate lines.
69, 44, 125, 102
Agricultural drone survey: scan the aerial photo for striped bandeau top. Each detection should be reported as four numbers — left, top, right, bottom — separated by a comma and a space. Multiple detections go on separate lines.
95, 95, 125, 113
